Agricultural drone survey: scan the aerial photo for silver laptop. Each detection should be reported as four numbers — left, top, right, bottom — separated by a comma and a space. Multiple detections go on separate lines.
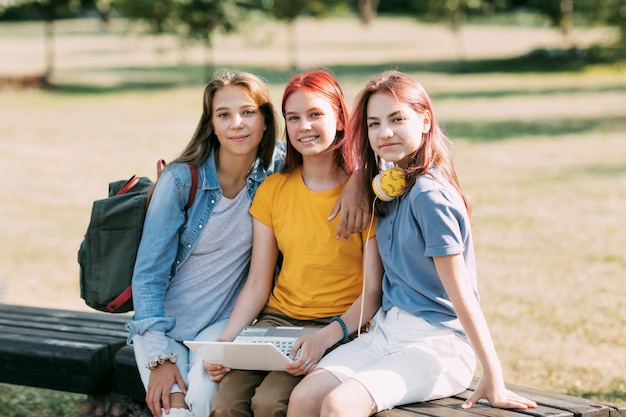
184, 325, 321, 371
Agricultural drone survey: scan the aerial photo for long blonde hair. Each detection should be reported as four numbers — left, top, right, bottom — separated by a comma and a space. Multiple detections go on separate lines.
171, 69, 278, 168
148, 70, 278, 204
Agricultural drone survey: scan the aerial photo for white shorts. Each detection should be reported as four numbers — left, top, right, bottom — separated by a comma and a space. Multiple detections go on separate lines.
318, 307, 476, 412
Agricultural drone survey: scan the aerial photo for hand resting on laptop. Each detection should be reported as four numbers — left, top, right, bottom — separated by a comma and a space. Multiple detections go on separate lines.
189, 325, 321, 378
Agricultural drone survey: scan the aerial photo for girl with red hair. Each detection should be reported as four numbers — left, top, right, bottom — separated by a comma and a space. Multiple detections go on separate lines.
206, 69, 383, 417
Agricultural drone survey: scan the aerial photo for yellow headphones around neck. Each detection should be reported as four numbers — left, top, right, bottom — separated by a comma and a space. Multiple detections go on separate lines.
372, 167, 408, 202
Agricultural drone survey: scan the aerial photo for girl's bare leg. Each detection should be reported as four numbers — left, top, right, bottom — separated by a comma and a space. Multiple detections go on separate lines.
321, 378, 377, 417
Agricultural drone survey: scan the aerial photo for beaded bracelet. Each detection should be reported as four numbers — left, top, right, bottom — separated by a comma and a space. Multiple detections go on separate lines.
331, 316, 349, 343
145, 353, 178, 370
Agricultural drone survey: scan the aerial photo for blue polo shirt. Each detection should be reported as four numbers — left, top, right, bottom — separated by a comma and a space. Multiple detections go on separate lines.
376, 172, 478, 336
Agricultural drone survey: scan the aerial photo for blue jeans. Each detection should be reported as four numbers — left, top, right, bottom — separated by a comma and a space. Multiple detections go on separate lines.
132, 319, 228, 417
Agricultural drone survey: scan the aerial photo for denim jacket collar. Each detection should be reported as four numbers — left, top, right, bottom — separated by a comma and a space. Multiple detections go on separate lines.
202, 147, 272, 191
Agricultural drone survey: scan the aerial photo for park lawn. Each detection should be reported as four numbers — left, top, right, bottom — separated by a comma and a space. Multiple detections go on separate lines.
0, 15, 624, 416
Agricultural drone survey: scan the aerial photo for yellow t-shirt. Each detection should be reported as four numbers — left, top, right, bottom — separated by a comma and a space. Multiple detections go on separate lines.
249, 168, 375, 320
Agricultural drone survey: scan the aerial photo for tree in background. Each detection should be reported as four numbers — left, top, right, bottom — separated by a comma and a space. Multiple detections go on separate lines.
263, 0, 305, 72
573, 0, 626, 50
384, 0, 625, 62
112, 0, 177, 43
1, 0, 623, 86
80, 0, 113, 24
404, 0, 502, 64
1, 0, 83, 82
510, 0, 626, 56
261, 0, 350, 72
356, 0, 379, 24
111, 0, 253, 80
603, 0, 625, 47
514, 0, 575, 45
175, 0, 249, 80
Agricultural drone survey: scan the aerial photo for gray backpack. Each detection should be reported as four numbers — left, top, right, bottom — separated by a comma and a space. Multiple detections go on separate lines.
78, 162, 197, 313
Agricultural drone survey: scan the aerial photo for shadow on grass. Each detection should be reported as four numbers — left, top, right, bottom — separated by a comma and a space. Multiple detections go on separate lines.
42, 49, 626, 143
566, 386, 626, 406
49, 46, 625, 95
568, 163, 626, 179
444, 116, 626, 142
430, 84, 626, 100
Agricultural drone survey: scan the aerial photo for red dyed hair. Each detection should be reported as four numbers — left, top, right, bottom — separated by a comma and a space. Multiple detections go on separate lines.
280, 69, 353, 173
346, 70, 471, 218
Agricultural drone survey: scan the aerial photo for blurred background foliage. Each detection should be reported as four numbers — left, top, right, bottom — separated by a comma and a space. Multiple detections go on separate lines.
0, 0, 624, 79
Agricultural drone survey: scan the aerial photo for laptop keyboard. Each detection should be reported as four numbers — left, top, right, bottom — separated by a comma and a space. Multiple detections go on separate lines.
233, 336, 297, 358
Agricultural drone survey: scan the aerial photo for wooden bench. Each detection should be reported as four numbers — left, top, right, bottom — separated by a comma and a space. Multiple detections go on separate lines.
0, 303, 130, 394
0, 303, 144, 416
1, 303, 624, 417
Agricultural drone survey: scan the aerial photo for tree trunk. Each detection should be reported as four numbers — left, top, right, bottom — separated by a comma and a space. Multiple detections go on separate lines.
204, 37, 214, 82
560, 0, 574, 47
44, 18, 54, 80
286, 19, 298, 73
357, 0, 379, 25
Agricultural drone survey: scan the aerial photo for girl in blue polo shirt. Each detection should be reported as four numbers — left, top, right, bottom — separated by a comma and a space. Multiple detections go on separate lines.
288, 70, 537, 417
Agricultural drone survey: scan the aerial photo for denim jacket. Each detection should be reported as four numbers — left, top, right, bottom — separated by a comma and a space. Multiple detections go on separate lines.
126, 144, 284, 342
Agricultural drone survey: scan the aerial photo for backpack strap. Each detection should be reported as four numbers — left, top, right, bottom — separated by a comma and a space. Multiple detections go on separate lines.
185, 164, 198, 210
106, 287, 133, 313
105, 162, 199, 313
157, 159, 166, 176
116, 176, 140, 196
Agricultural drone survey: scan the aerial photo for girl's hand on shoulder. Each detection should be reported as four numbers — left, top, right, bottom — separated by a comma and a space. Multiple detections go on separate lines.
328, 170, 371, 240
203, 360, 231, 382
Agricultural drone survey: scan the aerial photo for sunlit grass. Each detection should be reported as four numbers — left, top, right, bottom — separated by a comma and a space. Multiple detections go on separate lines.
0, 16, 625, 416
0, 384, 82, 417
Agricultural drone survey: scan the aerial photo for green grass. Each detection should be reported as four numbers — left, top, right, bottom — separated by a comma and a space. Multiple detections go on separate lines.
0, 15, 625, 416
0, 384, 81, 417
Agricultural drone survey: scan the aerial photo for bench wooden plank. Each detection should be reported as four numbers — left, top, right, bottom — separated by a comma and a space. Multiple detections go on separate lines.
452, 383, 613, 417
379, 380, 621, 417
0, 332, 113, 393
499, 384, 626, 417
375, 409, 433, 416
610, 406, 626, 417
0, 322, 127, 344
0, 303, 129, 328
422, 396, 573, 417
0, 314, 128, 332
0, 304, 129, 395
113, 344, 145, 403
398, 401, 522, 417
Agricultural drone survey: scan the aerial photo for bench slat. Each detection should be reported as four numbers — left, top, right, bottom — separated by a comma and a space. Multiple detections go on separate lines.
501, 384, 624, 417
398, 400, 531, 417
0, 337, 113, 393
0, 323, 127, 346
113, 345, 145, 403
0, 304, 128, 395
456, 383, 612, 417
427, 396, 573, 417
0, 304, 128, 328
0, 303, 129, 324
0, 318, 128, 339
0, 313, 128, 330
375, 409, 432, 416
